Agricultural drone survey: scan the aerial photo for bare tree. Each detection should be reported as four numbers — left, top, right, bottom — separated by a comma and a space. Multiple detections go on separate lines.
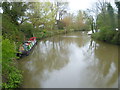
86, 0, 112, 32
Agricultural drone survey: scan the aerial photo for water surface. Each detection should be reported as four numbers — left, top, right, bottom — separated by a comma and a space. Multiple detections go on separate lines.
18, 32, 118, 88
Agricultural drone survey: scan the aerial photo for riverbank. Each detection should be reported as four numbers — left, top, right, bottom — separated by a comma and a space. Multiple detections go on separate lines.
2, 29, 74, 89
33, 29, 74, 40
2, 38, 23, 88
92, 30, 120, 45
2, 12, 75, 89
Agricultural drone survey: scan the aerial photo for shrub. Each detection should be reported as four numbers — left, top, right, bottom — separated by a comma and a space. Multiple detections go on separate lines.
105, 30, 116, 41
92, 30, 120, 45
2, 38, 23, 89
2, 39, 16, 62
111, 32, 120, 44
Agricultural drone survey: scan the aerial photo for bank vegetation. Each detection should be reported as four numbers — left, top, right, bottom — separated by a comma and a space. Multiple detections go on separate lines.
1, 0, 120, 89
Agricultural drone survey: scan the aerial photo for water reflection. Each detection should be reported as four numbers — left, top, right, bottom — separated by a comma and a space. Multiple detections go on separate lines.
18, 32, 118, 88
85, 40, 118, 87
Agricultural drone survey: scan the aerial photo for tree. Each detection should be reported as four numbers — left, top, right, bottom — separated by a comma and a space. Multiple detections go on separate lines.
74, 10, 89, 31
86, 9, 95, 33
26, 2, 57, 30
2, 2, 28, 25
115, 1, 120, 30
107, 3, 115, 30
86, 0, 110, 32
87, 0, 117, 31
61, 13, 74, 31
96, 2, 116, 31
55, 2, 69, 21
54, 1, 69, 29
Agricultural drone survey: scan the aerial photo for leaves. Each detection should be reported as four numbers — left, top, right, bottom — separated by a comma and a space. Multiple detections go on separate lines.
2, 38, 23, 89
2, 2, 28, 25
26, 2, 57, 30
2, 39, 16, 62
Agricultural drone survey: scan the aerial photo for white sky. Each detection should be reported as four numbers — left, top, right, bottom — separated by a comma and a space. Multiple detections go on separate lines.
0, 0, 117, 13
67, 0, 116, 12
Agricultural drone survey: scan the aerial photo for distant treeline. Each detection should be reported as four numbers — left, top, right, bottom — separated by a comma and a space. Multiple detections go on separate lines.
1, 1, 120, 89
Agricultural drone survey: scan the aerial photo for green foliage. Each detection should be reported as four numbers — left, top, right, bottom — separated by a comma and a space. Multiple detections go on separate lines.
92, 2, 119, 45
2, 39, 16, 63
92, 30, 120, 45
115, 1, 120, 8
115, 2, 120, 31
2, 14, 24, 42
1, 2, 70, 89
57, 20, 65, 29
2, 2, 28, 25
107, 3, 116, 30
111, 32, 120, 44
2, 38, 23, 89
2, 65, 23, 89
19, 22, 34, 38
28, 2, 57, 30
72, 10, 91, 31
96, 3, 116, 31
0, 36, 2, 88
33, 29, 49, 39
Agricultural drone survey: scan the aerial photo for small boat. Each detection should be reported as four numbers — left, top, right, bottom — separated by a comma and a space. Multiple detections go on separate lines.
87, 30, 96, 35
16, 37, 37, 58
87, 31, 93, 35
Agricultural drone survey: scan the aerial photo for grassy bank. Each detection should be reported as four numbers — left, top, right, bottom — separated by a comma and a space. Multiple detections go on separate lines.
2, 29, 74, 88
2, 38, 23, 88
92, 30, 120, 45
2, 14, 24, 89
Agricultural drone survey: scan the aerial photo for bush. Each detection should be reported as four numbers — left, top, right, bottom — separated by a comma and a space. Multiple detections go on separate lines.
111, 32, 120, 44
2, 38, 23, 89
105, 30, 116, 41
92, 30, 120, 45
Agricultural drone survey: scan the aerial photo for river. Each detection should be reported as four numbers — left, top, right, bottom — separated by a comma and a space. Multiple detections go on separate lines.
18, 31, 119, 88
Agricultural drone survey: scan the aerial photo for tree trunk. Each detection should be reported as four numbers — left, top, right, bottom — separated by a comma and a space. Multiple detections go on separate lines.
91, 19, 94, 33
91, 23, 94, 33
118, 5, 120, 31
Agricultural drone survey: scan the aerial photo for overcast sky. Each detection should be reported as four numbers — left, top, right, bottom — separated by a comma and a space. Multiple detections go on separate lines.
67, 0, 116, 12
0, 0, 117, 13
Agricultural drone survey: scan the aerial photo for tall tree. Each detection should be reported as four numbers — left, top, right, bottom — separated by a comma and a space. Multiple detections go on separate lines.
61, 13, 74, 31
86, 9, 95, 33
74, 10, 88, 30
26, 2, 57, 30
107, 3, 115, 30
115, 1, 120, 30
55, 2, 68, 21
2, 2, 28, 25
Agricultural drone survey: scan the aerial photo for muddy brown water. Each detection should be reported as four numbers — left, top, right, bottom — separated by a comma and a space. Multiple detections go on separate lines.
18, 32, 119, 88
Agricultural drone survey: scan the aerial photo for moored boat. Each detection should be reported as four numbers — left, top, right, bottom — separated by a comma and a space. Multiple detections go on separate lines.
17, 37, 37, 58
